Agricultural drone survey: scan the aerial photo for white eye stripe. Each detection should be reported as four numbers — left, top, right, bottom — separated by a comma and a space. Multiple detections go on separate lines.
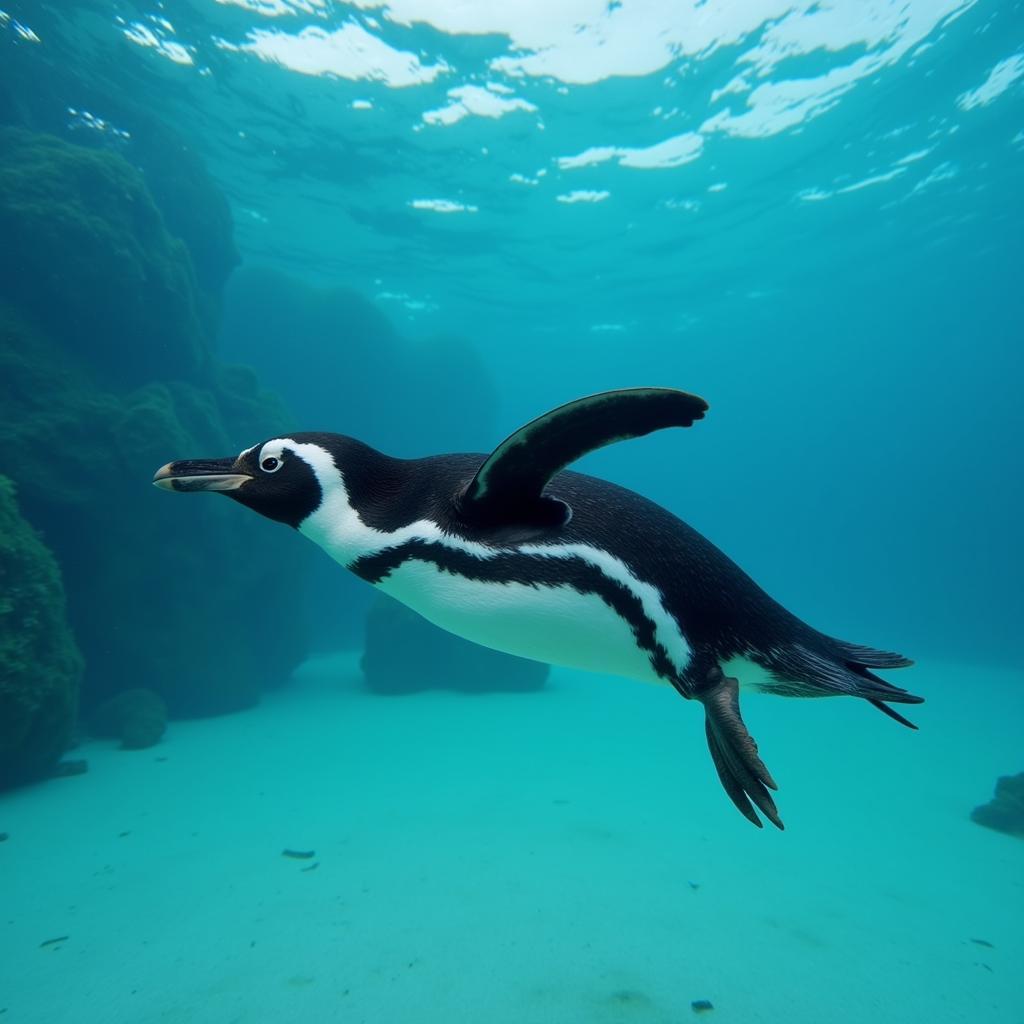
258, 442, 284, 459
257, 441, 287, 472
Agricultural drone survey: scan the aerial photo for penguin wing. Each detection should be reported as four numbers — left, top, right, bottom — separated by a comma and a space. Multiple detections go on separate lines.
461, 387, 708, 522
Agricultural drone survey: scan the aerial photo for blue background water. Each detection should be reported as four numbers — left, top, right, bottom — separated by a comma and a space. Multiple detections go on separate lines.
1, 3, 1023, 1022
11, 0, 1017, 665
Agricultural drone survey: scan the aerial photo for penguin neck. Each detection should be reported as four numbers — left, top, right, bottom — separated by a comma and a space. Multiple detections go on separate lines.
293, 437, 416, 568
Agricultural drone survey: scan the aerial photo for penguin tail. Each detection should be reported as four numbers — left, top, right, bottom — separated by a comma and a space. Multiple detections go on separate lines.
777, 639, 923, 729
831, 639, 921, 728
831, 640, 914, 671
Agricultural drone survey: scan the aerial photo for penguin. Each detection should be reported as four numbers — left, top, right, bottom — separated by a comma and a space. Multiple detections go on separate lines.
153, 387, 921, 829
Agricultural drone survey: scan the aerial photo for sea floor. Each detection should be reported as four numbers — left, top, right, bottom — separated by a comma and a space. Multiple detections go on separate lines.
1, 653, 1022, 1024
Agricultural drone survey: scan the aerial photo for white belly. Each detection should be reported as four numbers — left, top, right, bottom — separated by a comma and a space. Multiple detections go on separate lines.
376, 559, 669, 685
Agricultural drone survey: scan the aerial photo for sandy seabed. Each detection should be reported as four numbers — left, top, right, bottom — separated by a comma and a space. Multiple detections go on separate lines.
2, 653, 1021, 1024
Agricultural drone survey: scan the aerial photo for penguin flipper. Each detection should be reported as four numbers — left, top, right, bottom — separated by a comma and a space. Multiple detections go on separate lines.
461, 387, 708, 523
698, 670, 784, 830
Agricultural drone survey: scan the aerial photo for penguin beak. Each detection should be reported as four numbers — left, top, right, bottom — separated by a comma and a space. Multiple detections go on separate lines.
152, 458, 253, 493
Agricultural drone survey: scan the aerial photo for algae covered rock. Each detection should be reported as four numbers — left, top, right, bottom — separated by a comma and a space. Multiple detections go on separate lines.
0, 476, 82, 787
0, 127, 208, 387
0, 35, 237, 332
125, 118, 239, 311
362, 594, 548, 695
971, 773, 1024, 838
0, 310, 309, 717
90, 689, 167, 750
0, 129, 309, 721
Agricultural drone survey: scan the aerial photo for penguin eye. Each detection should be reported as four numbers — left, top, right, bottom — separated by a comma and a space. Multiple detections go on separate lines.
261, 456, 281, 473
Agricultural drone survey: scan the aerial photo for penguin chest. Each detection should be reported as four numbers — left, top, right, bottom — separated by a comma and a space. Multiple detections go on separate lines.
374, 558, 671, 685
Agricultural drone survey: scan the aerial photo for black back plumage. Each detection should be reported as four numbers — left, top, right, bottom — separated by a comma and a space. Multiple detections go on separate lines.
329, 442, 918, 711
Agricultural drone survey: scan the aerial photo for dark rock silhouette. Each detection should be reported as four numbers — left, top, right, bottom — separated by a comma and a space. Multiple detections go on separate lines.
0, 476, 83, 787
219, 267, 497, 457
0, 128, 208, 388
0, 300, 308, 718
90, 689, 167, 750
362, 594, 548, 695
0, 36, 238, 337
0, 130, 308, 722
971, 773, 1024, 838
124, 118, 239, 322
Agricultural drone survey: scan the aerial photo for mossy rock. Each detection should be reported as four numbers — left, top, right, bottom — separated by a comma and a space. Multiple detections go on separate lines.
0, 301, 139, 509
0, 39, 237, 326
0, 127, 208, 387
0, 303, 308, 719
0, 130, 309, 720
0, 476, 83, 787
90, 689, 167, 750
125, 118, 239, 308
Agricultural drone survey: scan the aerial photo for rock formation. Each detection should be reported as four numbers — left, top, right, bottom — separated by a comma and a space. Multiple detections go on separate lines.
0, 476, 83, 786
0, 129, 308, 739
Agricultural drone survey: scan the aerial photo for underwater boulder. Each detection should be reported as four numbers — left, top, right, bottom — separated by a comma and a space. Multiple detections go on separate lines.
0, 476, 83, 788
971, 773, 1024, 838
89, 689, 167, 750
0, 127, 310, 719
0, 27, 236, 330
219, 267, 497, 455
0, 303, 309, 719
0, 302, 112, 506
0, 128, 208, 388
219, 268, 410, 446
403, 331, 499, 452
361, 594, 548, 695
122, 117, 240, 324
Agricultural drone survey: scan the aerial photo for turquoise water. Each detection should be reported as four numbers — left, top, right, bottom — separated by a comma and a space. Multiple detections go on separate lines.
1, 3, 1022, 1022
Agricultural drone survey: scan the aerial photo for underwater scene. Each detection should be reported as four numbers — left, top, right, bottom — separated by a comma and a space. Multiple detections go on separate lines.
1, 1, 1022, 1021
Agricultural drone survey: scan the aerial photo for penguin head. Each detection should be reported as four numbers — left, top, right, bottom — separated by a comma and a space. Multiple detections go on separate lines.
153, 437, 328, 528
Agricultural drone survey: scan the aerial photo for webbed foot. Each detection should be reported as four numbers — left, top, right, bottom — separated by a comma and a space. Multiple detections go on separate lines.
697, 668, 784, 830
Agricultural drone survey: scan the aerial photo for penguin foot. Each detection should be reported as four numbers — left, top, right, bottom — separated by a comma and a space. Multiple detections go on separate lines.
698, 669, 784, 830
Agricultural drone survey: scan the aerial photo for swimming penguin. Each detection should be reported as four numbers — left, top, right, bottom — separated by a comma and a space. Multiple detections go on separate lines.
153, 387, 921, 829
